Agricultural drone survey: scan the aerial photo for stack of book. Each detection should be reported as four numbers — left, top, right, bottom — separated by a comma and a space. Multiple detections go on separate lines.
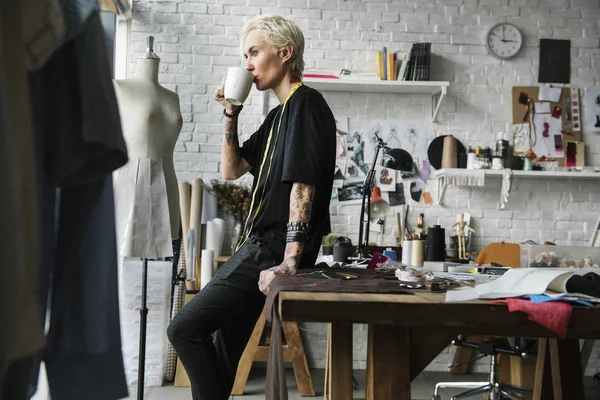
376, 43, 432, 81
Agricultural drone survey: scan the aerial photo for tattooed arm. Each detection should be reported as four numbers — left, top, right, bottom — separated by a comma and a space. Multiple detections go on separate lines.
220, 113, 250, 180
214, 78, 250, 180
258, 182, 316, 294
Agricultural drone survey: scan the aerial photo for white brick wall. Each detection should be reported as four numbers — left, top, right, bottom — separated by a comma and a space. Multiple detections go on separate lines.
130, 0, 600, 373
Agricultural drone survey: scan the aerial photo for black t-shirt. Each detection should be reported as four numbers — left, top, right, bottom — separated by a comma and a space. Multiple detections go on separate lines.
240, 84, 336, 269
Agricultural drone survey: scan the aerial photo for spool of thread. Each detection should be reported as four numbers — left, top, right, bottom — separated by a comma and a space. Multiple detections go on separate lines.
425, 225, 446, 262
401, 240, 413, 265
200, 249, 214, 290
410, 240, 425, 267
441, 136, 457, 169
466, 153, 476, 169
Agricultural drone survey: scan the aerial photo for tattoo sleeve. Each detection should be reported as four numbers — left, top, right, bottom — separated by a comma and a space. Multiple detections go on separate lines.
221, 114, 242, 178
279, 182, 316, 273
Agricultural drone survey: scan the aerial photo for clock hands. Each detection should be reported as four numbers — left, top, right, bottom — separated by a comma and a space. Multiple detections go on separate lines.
492, 32, 515, 43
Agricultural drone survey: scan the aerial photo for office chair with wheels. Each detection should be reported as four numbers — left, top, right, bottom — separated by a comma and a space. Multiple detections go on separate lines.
433, 242, 535, 400
432, 336, 535, 400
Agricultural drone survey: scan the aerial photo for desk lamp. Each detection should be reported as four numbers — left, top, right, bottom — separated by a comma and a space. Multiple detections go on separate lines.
357, 135, 413, 259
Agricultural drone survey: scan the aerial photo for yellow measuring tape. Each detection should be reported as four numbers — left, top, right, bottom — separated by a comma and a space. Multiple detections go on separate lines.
235, 81, 304, 252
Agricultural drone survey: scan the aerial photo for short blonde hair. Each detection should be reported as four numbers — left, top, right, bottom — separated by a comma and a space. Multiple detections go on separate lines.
241, 15, 305, 79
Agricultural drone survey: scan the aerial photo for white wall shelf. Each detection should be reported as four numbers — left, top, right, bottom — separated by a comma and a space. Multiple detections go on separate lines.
305, 78, 449, 122
433, 168, 600, 207
262, 79, 450, 122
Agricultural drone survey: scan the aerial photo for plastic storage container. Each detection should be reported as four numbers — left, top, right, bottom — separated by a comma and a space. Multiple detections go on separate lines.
520, 245, 600, 269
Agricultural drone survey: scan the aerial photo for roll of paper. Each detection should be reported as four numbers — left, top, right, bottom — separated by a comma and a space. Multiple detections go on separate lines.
190, 179, 204, 251
200, 249, 214, 290
201, 187, 218, 223
178, 182, 192, 262
205, 221, 216, 251
411, 240, 425, 267
401, 240, 412, 265
212, 218, 225, 273
441, 136, 457, 169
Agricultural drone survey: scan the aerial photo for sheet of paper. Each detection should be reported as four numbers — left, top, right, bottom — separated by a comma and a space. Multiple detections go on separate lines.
539, 86, 561, 102
363, 120, 428, 166
535, 102, 551, 113
512, 123, 530, 153
532, 114, 561, 158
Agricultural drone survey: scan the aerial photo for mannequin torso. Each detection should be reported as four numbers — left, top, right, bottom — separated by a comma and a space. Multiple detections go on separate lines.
113, 58, 182, 256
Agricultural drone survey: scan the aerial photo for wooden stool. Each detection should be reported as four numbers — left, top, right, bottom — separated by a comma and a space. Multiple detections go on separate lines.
231, 307, 315, 396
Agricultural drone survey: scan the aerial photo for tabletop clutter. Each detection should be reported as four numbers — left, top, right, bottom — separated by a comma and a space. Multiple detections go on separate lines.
319, 234, 600, 338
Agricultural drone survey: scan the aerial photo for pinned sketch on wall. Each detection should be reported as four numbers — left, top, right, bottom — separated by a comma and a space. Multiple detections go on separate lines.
512, 123, 530, 153
334, 116, 349, 181
345, 131, 368, 177
337, 178, 363, 204
363, 120, 427, 168
532, 114, 562, 158
374, 164, 396, 192
584, 88, 600, 133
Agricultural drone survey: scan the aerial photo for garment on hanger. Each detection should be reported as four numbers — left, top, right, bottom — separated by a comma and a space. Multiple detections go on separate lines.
0, 2, 46, 381
10, 9, 127, 400
22, 0, 66, 71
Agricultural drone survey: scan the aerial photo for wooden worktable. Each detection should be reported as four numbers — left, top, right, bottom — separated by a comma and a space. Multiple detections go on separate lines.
279, 290, 600, 400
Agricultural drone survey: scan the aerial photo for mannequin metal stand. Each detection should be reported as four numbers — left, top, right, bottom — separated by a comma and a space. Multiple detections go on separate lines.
137, 257, 149, 400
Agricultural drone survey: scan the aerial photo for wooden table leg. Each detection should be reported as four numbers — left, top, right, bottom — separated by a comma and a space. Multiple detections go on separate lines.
366, 324, 411, 400
330, 322, 353, 400
549, 338, 584, 400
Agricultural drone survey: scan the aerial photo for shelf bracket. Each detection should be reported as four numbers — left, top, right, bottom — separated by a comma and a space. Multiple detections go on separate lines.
437, 174, 447, 206
431, 86, 447, 123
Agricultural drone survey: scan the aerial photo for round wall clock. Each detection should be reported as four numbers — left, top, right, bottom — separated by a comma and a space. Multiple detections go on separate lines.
485, 23, 523, 60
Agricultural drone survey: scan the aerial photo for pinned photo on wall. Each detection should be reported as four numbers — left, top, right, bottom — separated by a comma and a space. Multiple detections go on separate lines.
388, 183, 405, 207
584, 88, 600, 133
337, 178, 363, 204
410, 180, 425, 203
374, 164, 396, 192
331, 187, 337, 199
363, 120, 428, 167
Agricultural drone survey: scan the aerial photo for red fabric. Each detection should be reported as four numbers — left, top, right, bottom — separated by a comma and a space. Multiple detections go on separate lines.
492, 298, 572, 338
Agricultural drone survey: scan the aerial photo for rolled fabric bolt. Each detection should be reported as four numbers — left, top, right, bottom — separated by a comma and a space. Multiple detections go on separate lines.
466, 153, 477, 170
441, 136, 457, 169
410, 240, 425, 267
401, 240, 413, 265
200, 249, 214, 290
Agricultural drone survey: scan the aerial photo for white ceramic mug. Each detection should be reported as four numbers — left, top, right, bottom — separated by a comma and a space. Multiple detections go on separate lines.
224, 67, 254, 106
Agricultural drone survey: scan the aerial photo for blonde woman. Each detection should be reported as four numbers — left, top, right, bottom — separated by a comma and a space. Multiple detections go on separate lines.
168, 15, 336, 399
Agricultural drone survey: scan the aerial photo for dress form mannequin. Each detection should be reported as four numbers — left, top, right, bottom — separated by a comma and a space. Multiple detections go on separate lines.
113, 37, 182, 258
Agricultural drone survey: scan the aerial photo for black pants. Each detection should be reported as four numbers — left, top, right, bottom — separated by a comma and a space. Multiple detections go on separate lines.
167, 236, 283, 400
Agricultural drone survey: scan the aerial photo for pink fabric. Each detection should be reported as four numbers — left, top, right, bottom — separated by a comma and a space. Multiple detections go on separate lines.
493, 298, 572, 338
